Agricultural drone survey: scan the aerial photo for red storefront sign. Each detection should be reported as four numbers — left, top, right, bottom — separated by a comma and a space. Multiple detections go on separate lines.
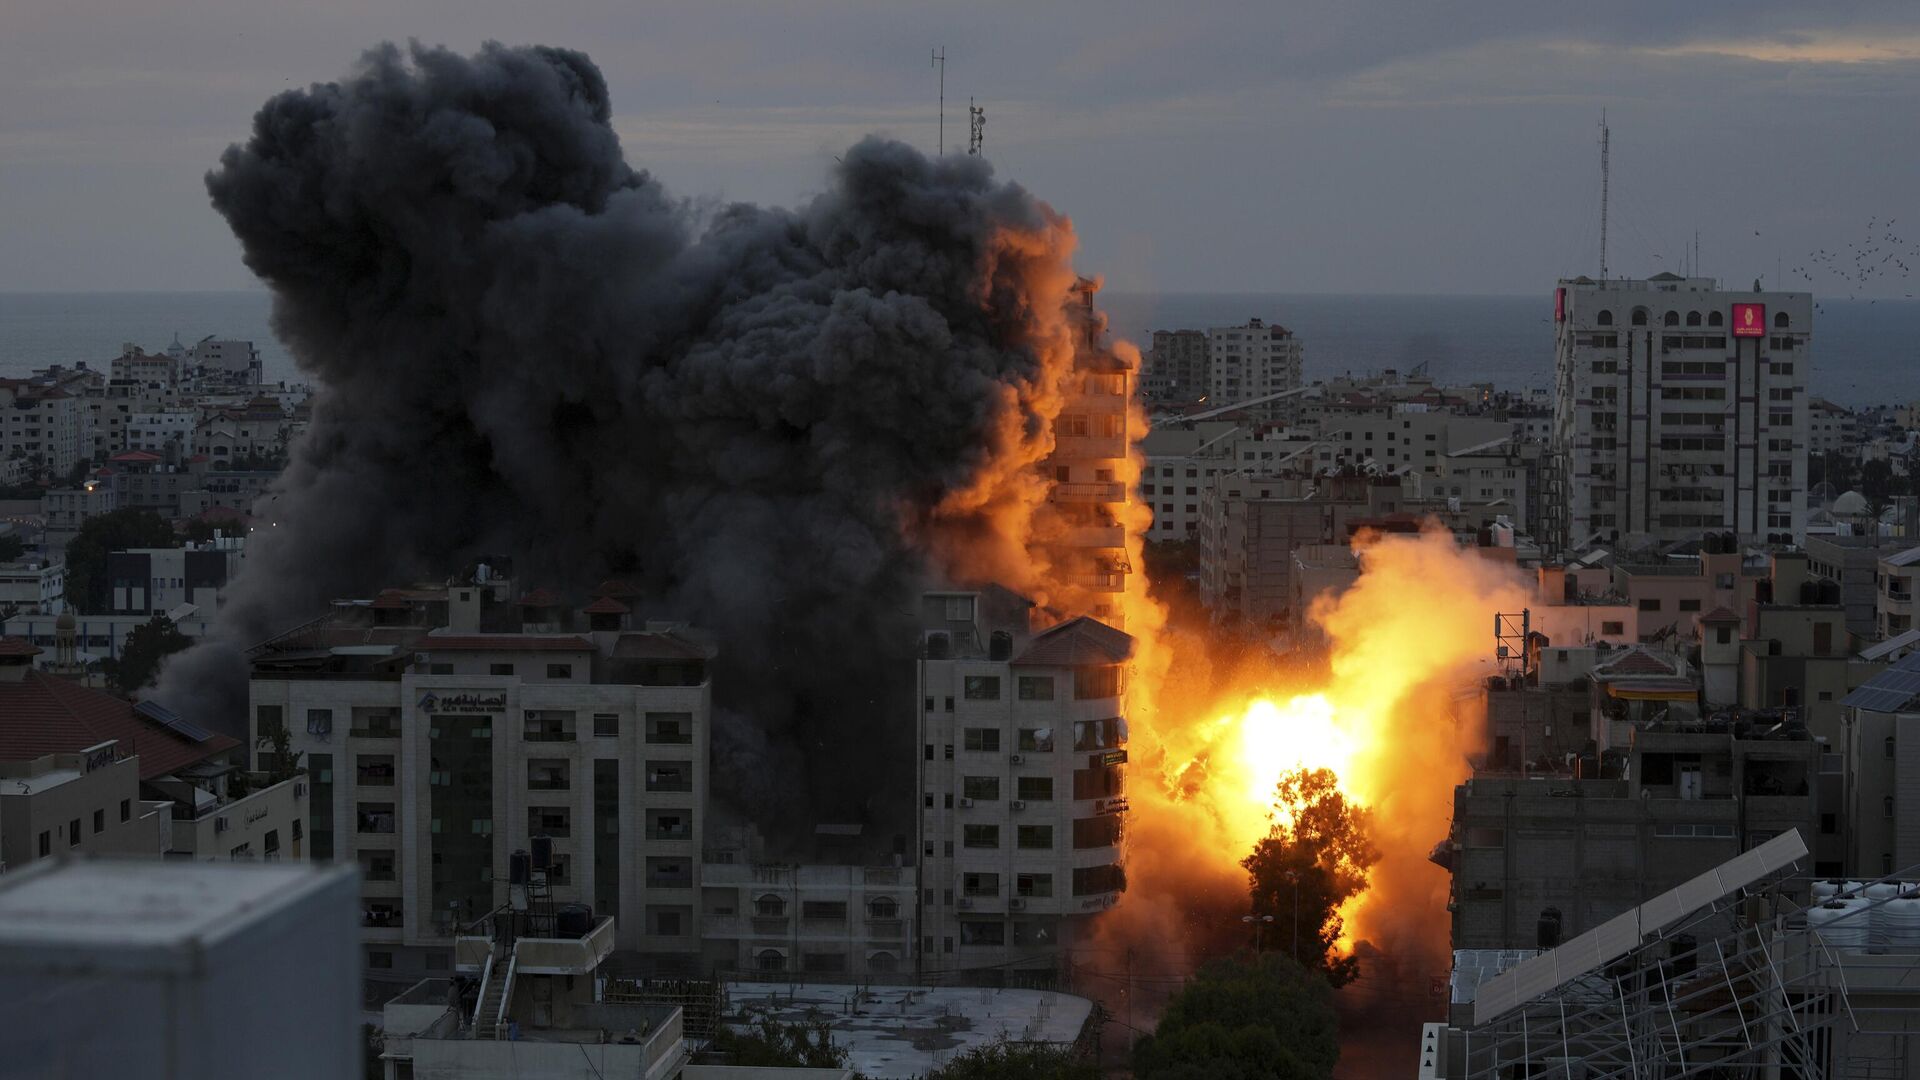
1731, 303, 1766, 338
1554, 287, 1566, 323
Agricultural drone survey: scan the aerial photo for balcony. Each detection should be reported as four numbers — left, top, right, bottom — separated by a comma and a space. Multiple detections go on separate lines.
751, 915, 790, 934
1052, 434, 1128, 461
866, 918, 904, 939
1059, 524, 1127, 549
1051, 481, 1126, 503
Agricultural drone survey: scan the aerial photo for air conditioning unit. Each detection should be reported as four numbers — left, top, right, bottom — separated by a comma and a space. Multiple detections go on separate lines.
1009, 754, 1024, 765
1010, 800, 1027, 811
1009, 897, 1027, 910
959, 798, 974, 809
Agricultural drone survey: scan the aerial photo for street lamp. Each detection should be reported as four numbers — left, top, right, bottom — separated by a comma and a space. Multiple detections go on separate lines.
1240, 913, 1275, 953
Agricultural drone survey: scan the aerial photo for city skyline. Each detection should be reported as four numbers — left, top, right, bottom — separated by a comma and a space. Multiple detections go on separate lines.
4, 0, 1919, 296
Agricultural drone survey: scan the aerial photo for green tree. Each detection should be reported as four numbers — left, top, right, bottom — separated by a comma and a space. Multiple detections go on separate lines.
707, 1018, 849, 1070
1132, 952, 1339, 1080
927, 1040, 1098, 1080
0, 533, 24, 562
106, 614, 192, 693
63, 508, 178, 614
258, 707, 301, 785
1241, 768, 1378, 987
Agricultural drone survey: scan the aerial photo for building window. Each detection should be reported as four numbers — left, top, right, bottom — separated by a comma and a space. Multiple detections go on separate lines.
489, 663, 514, 676
528, 760, 571, 791
593, 712, 620, 737
1016, 676, 1054, 701
963, 728, 1000, 753
120, 799, 130, 822
1596, 309, 1613, 326
756, 894, 787, 917
644, 761, 691, 792
963, 675, 1001, 701
69, 818, 80, 847
368, 951, 393, 971
962, 776, 1000, 801
38, 831, 50, 858
757, 950, 785, 972
93, 809, 104, 834
546, 663, 572, 679
1888, 796, 1897, 820
1018, 728, 1055, 752
1679, 599, 1701, 612
305, 708, 333, 737
962, 873, 999, 897
1017, 776, 1054, 801
645, 712, 693, 743
963, 824, 1000, 849
1601, 621, 1624, 636
357, 803, 396, 833
1637, 598, 1661, 612
1717, 627, 1732, 645
1017, 825, 1054, 849
1074, 666, 1123, 699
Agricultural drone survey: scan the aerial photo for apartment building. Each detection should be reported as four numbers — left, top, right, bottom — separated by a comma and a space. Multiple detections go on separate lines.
1207, 319, 1303, 422
0, 380, 83, 479
0, 635, 305, 868
0, 557, 64, 615
107, 534, 244, 616
125, 408, 198, 454
1842, 653, 1920, 878
186, 337, 264, 389
1043, 280, 1136, 627
1877, 546, 1920, 638
914, 591, 1129, 984
249, 577, 714, 986
1807, 398, 1859, 456
1448, 713, 1820, 949
699, 857, 918, 977
111, 347, 182, 393
41, 480, 117, 554
1142, 328, 1210, 402
1543, 274, 1810, 553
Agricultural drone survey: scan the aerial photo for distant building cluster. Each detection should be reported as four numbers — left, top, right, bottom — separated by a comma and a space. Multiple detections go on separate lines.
0, 336, 305, 670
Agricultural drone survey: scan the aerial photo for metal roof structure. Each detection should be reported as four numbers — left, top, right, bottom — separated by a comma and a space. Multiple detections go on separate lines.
1472, 830, 1809, 1026
1842, 651, 1920, 713
1858, 627, 1920, 662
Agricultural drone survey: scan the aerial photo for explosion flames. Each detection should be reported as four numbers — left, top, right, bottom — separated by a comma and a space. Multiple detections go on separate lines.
958, 221, 1538, 978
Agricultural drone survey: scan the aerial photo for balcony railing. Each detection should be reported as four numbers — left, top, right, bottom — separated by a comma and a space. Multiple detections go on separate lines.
1051, 481, 1125, 503
750, 915, 789, 934
649, 825, 692, 841
866, 918, 904, 938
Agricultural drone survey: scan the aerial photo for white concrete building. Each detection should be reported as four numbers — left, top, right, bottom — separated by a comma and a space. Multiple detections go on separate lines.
0, 858, 361, 1080
126, 408, 197, 453
1543, 274, 1811, 552
915, 592, 1129, 982
108, 534, 244, 616
1142, 328, 1209, 402
1207, 319, 1303, 422
699, 859, 917, 977
0, 381, 83, 479
40, 482, 116, 554
0, 557, 64, 615
250, 580, 715, 987
186, 337, 263, 388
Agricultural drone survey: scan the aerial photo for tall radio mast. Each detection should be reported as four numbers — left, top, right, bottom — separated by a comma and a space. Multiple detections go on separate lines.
1599, 110, 1610, 282
931, 47, 946, 155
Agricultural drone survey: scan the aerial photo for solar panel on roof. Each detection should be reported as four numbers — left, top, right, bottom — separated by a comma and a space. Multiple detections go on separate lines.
134, 699, 213, 743
1472, 830, 1807, 1027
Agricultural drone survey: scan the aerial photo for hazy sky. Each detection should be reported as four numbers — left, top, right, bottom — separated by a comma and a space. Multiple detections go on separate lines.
5, 0, 1919, 296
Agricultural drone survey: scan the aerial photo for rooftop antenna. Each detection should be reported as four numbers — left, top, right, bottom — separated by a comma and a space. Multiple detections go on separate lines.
1598, 110, 1610, 282
931, 47, 946, 155
968, 97, 985, 156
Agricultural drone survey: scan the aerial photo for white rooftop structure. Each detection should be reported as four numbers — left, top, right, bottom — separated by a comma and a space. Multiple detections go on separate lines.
0, 857, 360, 1080
727, 982, 1094, 1079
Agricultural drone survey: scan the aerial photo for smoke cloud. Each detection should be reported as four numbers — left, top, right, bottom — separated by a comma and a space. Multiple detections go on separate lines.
157, 41, 1087, 837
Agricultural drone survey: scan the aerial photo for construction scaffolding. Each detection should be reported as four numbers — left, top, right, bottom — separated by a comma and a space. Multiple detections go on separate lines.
1432, 831, 1920, 1079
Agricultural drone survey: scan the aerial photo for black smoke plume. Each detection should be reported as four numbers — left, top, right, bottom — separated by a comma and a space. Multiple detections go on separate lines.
156, 41, 1073, 837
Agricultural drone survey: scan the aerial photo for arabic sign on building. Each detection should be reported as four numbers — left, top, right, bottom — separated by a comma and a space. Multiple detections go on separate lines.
1731, 303, 1766, 338
417, 690, 507, 713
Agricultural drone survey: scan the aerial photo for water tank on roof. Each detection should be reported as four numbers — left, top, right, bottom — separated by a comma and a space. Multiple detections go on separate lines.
1757, 580, 1774, 604
556, 903, 594, 938
1721, 532, 1737, 553
1821, 579, 1842, 605
1705, 533, 1722, 555
1881, 895, 1920, 951
924, 632, 951, 660
1811, 900, 1870, 950
510, 850, 531, 886
1800, 581, 1818, 604
1537, 907, 1562, 949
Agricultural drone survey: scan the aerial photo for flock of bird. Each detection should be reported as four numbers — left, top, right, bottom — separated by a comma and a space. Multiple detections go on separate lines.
1778, 215, 1916, 312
